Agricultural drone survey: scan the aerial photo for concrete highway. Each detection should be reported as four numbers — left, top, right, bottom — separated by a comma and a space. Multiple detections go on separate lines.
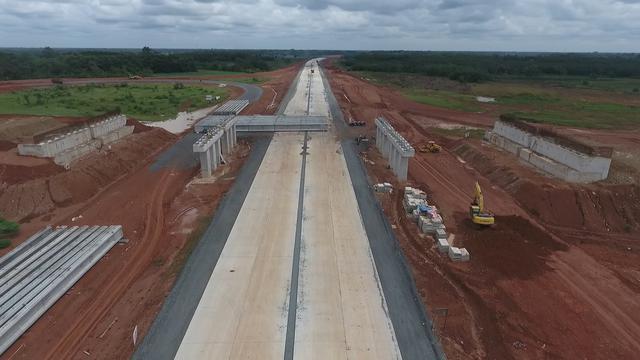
136, 59, 443, 359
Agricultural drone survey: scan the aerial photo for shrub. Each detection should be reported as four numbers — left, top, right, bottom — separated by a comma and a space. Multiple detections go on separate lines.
0, 218, 19, 237
0, 239, 11, 249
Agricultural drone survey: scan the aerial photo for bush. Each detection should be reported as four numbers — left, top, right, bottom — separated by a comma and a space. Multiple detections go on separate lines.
173, 82, 185, 90
0, 218, 19, 237
0, 239, 11, 249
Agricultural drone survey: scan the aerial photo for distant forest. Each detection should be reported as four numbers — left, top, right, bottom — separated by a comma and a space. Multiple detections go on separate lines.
0, 47, 318, 80
341, 52, 640, 83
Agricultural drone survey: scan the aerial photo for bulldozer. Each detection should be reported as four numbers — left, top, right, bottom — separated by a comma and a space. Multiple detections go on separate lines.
419, 141, 442, 153
469, 181, 495, 226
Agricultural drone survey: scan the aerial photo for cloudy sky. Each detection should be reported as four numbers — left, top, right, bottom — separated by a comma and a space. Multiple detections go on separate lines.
0, 0, 639, 51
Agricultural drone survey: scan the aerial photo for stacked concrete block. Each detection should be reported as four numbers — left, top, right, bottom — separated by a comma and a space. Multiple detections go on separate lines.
437, 238, 450, 253
487, 120, 611, 182
448, 247, 470, 262
375, 117, 415, 181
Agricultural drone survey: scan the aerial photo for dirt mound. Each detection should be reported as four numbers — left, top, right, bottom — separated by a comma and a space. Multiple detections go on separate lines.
0, 128, 175, 222
453, 142, 640, 234
126, 117, 153, 133
458, 215, 568, 279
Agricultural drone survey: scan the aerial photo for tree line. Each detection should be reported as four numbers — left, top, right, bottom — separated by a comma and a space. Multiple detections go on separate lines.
0, 47, 310, 80
341, 51, 640, 83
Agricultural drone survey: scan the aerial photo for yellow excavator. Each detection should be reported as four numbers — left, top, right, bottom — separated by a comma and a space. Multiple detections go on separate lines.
469, 181, 495, 226
419, 141, 442, 153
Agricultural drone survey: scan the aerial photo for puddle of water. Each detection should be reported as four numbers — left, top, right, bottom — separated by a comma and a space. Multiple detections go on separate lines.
476, 96, 496, 103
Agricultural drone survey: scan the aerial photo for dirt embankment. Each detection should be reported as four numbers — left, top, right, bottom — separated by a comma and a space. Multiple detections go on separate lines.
453, 142, 640, 234
0, 127, 175, 223
325, 59, 640, 360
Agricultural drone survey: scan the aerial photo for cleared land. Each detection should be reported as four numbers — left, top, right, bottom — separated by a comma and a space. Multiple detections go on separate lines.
0, 63, 302, 359
0, 84, 228, 121
325, 58, 640, 359
358, 71, 640, 129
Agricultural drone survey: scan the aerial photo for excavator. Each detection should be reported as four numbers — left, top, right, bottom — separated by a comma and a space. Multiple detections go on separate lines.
469, 181, 495, 226
419, 141, 442, 153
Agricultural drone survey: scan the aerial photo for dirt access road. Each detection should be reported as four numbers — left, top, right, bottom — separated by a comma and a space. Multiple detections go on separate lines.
0, 65, 300, 360
324, 59, 640, 360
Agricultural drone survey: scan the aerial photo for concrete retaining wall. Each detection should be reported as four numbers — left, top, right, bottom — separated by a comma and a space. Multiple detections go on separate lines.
53, 140, 101, 167
18, 115, 127, 158
489, 121, 611, 182
18, 115, 131, 167
89, 115, 127, 138
97, 126, 134, 146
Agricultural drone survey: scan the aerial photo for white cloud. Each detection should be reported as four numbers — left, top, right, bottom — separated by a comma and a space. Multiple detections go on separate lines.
0, 0, 638, 51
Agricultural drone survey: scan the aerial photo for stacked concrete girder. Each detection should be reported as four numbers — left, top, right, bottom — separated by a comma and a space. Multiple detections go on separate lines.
214, 99, 249, 115
0, 225, 123, 355
193, 127, 224, 177
375, 117, 415, 181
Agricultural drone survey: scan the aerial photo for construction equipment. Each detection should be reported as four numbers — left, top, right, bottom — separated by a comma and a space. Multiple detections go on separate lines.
128, 74, 143, 80
348, 117, 365, 127
419, 141, 442, 153
469, 181, 495, 226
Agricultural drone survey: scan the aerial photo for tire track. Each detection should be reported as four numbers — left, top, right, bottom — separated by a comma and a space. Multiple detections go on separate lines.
44, 170, 173, 359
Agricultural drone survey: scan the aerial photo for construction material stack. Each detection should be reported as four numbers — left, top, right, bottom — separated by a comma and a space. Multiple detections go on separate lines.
403, 186, 470, 262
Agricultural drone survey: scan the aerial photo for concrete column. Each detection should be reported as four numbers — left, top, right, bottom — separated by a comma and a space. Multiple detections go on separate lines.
199, 150, 212, 177
207, 146, 214, 171
398, 156, 409, 182
220, 132, 229, 155
384, 136, 392, 159
392, 148, 399, 172
231, 126, 237, 148
226, 130, 233, 153
214, 140, 221, 166
212, 142, 218, 169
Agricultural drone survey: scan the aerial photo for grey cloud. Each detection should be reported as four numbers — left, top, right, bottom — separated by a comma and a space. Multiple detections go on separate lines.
0, 0, 638, 51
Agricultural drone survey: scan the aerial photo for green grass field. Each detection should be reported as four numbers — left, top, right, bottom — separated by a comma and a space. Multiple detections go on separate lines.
361, 72, 640, 129
0, 83, 229, 121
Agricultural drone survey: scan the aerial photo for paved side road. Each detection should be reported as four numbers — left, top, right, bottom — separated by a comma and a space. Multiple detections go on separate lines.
133, 136, 272, 360
319, 63, 447, 360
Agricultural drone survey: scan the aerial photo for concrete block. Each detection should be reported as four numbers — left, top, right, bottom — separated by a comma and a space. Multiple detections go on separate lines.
437, 238, 449, 253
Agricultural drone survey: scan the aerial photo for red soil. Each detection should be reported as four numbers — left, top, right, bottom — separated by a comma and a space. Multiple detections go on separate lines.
325, 59, 640, 360
242, 63, 303, 115
0, 66, 296, 359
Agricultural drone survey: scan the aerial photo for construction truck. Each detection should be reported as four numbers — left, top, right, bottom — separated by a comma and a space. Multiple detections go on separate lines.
469, 181, 495, 226
419, 141, 442, 153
